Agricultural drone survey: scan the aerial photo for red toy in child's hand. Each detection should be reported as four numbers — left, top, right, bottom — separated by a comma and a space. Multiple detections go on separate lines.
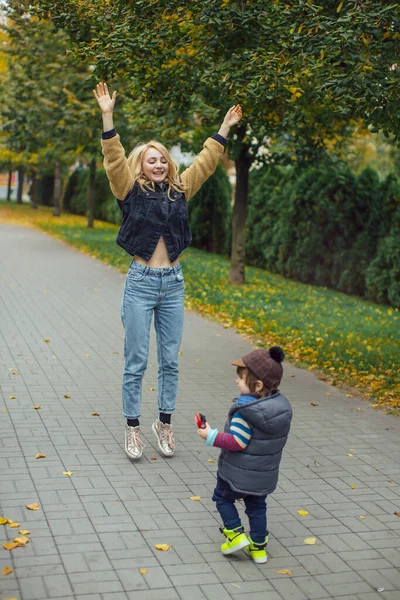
195, 413, 207, 429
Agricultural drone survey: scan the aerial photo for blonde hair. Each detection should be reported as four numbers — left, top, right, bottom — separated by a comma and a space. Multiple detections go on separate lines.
128, 140, 187, 199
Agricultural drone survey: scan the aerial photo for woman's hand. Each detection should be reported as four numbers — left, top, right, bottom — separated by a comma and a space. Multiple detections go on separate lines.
93, 82, 117, 114
197, 422, 212, 440
218, 104, 243, 138
223, 105, 243, 128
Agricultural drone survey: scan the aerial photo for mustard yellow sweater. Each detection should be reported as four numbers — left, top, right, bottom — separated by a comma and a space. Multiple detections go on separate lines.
101, 134, 226, 201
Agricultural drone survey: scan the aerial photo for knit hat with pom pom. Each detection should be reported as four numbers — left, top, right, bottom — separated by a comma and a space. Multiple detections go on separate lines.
232, 346, 285, 391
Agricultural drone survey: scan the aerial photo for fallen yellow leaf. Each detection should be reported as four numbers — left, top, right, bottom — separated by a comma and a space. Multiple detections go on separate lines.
139, 569, 148, 574
63, 471, 73, 477
290, 374, 295, 377
207, 459, 216, 463
359, 515, 366, 519
297, 510, 309, 516
277, 569, 292, 575
310, 402, 318, 407
91, 412, 99, 416
347, 453, 353, 457
190, 496, 201, 501
195, 359, 201, 362
19, 530, 30, 535
151, 456, 157, 461
26, 503, 40, 511
0, 517, 10, 525
304, 537, 317, 545
11, 371, 19, 375
64, 394, 71, 398
35, 453, 46, 459
44, 339, 50, 343
13, 536, 29, 546
148, 387, 155, 391
2, 566, 13, 575
112, 351, 119, 354
9, 396, 15, 399
154, 544, 170, 551
351, 485, 357, 489
325, 392, 331, 397
2, 542, 18, 550
357, 407, 361, 412
8, 522, 20, 528
33, 405, 41, 410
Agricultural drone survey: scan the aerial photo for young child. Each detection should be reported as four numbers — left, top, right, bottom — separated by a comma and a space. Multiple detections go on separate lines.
197, 346, 292, 563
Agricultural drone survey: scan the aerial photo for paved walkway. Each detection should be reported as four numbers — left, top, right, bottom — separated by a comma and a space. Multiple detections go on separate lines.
1, 222, 399, 600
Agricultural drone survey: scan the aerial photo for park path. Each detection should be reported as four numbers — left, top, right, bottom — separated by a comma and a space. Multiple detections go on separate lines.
1, 222, 400, 600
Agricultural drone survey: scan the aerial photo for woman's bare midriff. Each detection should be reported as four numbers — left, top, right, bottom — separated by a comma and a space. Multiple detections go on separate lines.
134, 237, 179, 268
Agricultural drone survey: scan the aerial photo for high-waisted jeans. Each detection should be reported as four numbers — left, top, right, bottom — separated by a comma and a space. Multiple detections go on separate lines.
120, 261, 184, 419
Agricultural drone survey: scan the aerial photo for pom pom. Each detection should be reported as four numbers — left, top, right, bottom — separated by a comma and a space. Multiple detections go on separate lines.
269, 346, 285, 363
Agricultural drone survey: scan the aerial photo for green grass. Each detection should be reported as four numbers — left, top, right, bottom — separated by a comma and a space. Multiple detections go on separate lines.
1, 201, 399, 409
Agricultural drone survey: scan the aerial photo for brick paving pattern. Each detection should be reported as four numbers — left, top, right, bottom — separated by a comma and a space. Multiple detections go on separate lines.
1, 222, 400, 600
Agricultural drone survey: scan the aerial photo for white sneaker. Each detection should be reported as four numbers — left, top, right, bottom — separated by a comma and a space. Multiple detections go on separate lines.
152, 419, 175, 457
125, 425, 145, 460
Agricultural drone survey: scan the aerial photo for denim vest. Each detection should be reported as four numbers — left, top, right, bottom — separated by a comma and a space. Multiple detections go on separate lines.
218, 392, 293, 496
116, 182, 191, 262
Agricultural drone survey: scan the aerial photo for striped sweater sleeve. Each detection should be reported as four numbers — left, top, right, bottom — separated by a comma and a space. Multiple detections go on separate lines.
206, 412, 252, 452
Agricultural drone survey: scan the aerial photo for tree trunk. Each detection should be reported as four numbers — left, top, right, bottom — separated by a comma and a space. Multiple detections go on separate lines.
30, 171, 38, 209
229, 134, 252, 284
87, 158, 96, 228
53, 161, 62, 216
17, 166, 24, 204
6, 165, 12, 201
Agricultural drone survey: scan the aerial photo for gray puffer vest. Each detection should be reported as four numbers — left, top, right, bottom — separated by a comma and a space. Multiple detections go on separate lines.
218, 392, 292, 496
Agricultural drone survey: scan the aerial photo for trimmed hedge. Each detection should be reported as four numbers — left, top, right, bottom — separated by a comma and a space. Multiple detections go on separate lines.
64, 166, 121, 225
188, 163, 232, 255
246, 164, 400, 308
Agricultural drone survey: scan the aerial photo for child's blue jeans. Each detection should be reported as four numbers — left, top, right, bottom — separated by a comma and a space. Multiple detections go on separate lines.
212, 474, 268, 544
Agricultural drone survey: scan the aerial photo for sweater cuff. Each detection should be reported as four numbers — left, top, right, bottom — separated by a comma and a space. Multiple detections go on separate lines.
211, 133, 226, 147
206, 428, 219, 446
102, 128, 117, 140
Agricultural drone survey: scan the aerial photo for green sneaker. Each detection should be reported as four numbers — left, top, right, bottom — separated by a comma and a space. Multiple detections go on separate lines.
220, 527, 250, 555
244, 537, 268, 564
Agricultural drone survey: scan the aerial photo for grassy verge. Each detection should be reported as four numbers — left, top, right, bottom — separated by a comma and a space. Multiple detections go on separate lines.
1, 202, 399, 411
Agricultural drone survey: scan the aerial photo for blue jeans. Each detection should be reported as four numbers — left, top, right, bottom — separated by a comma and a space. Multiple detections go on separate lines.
120, 261, 184, 419
212, 475, 268, 544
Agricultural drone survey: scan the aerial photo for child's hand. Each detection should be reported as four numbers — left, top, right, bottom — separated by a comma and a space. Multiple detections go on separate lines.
197, 422, 211, 440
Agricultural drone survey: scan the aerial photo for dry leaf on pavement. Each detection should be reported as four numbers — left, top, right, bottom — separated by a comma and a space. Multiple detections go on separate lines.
91, 412, 99, 416
0, 517, 10, 525
63, 471, 73, 477
33, 406, 41, 410
151, 456, 157, 461
26, 503, 40, 511
2, 542, 18, 550
154, 544, 170, 551
304, 537, 317, 545
148, 387, 155, 391
19, 530, 30, 535
139, 569, 148, 574
13, 536, 29, 546
351, 485, 357, 489
394, 512, 400, 517
9, 396, 15, 399
190, 496, 201, 501
64, 394, 71, 398
8, 522, 20, 528
277, 569, 292, 575
297, 510, 309, 516
310, 402, 318, 407
207, 459, 216, 463
2, 566, 13, 575
44, 339, 50, 343
347, 453, 353, 457
360, 516, 366, 519
35, 453, 46, 459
